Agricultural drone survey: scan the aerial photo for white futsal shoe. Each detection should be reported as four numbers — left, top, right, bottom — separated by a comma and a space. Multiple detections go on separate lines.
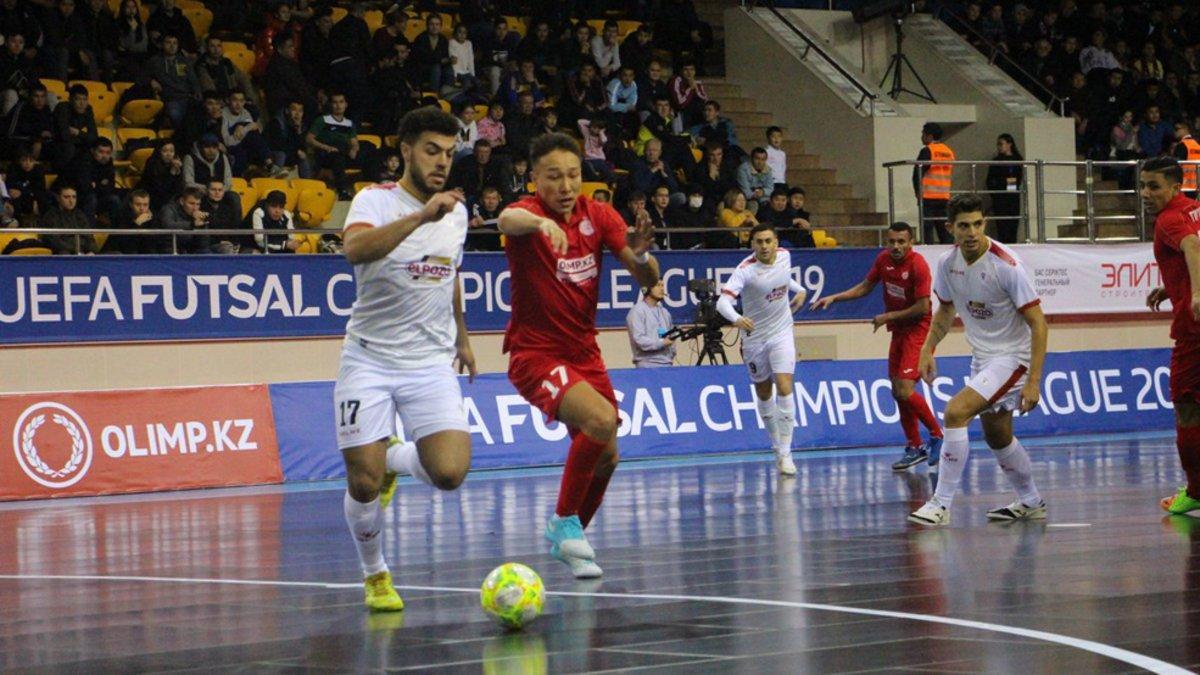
775, 448, 797, 476
908, 500, 950, 527
986, 499, 1047, 521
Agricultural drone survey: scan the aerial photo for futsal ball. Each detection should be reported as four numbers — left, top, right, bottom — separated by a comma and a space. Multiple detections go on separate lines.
481, 563, 545, 629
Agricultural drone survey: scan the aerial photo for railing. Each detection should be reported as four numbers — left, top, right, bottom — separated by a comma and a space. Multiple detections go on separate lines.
881, 159, 1174, 243
763, 6, 883, 116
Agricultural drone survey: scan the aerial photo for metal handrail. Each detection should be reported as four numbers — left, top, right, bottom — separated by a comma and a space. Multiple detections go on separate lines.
764, 6, 881, 116
927, 4, 1066, 116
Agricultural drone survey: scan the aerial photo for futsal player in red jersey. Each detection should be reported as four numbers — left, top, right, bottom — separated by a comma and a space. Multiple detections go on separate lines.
1143, 156, 1200, 515
498, 133, 659, 578
811, 221, 944, 471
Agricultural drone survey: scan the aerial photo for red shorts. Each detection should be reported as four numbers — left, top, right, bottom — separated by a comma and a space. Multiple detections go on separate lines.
1171, 340, 1200, 403
888, 329, 925, 380
508, 347, 618, 423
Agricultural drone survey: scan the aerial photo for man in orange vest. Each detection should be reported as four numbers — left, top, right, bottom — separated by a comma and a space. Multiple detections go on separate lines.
912, 122, 955, 244
1173, 121, 1200, 199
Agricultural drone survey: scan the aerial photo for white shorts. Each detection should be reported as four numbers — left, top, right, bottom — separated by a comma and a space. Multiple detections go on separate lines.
967, 355, 1030, 415
333, 342, 468, 450
741, 330, 797, 384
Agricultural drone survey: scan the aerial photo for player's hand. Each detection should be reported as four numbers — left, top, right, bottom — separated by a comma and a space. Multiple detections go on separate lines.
1192, 291, 1200, 321
420, 190, 464, 224
734, 316, 754, 332
1019, 380, 1040, 414
629, 208, 654, 256
1147, 287, 1168, 311
454, 343, 477, 383
872, 313, 890, 332
811, 296, 834, 311
538, 217, 568, 255
918, 350, 937, 384
790, 290, 807, 313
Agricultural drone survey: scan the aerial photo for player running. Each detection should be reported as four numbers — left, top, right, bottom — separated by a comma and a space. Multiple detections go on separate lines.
1142, 156, 1200, 516
334, 107, 477, 611
908, 194, 1048, 527
811, 221, 944, 472
498, 133, 659, 578
715, 223, 807, 476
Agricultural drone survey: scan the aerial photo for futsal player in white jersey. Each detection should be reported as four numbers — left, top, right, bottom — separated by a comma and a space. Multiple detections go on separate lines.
334, 107, 477, 611
908, 194, 1049, 527
716, 223, 808, 475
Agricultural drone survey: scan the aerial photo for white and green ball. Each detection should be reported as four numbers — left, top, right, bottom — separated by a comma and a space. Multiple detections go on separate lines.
481, 563, 545, 629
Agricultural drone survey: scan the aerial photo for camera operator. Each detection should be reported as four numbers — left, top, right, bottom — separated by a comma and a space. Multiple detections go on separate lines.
626, 279, 676, 368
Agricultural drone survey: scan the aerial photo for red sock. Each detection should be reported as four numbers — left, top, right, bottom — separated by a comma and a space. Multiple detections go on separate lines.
556, 432, 608, 518
908, 391, 943, 438
898, 399, 922, 447
1177, 426, 1200, 498
579, 466, 615, 529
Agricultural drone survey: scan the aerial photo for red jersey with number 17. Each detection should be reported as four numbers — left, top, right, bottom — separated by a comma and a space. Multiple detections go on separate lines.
1153, 193, 1200, 342
502, 194, 629, 354
865, 249, 932, 333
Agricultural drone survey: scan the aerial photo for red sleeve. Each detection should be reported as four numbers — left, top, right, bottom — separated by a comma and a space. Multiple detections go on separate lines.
506, 195, 546, 218
865, 252, 883, 283
912, 255, 932, 299
1160, 211, 1197, 250
592, 200, 629, 253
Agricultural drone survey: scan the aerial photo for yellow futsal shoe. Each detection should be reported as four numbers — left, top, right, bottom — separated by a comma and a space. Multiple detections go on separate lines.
364, 571, 405, 612
379, 471, 398, 508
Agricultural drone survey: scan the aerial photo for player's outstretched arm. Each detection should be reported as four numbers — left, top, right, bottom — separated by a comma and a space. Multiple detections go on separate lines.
812, 277, 877, 310
874, 297, 931, 332
918, 300, 956, 384
343, 191, 464, 264
1019, 303, 1048, 413
453, 278, 476, 383
497, 206, 568, 254
616, 208, 660, 289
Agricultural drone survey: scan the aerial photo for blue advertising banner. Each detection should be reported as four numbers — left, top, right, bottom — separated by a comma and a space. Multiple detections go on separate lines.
269, 348, 1174, 481
0, 250, 881, 344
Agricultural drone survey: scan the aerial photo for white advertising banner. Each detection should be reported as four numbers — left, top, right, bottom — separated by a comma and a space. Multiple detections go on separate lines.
916, 243, 1160, 315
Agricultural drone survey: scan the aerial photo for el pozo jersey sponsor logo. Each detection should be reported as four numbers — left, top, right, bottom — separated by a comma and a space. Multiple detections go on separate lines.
12, 402, 94, 489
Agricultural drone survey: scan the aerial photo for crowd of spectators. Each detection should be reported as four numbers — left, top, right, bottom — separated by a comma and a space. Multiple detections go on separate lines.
0, 0, 827, 255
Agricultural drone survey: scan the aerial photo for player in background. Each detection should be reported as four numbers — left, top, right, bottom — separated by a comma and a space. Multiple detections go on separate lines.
334, 107, 477, 611
1142, 156, 1200, 516
908, 194, 1048, 527
811, 222, 944, 472
498, 133, 659, 578
716, 223, 808, 476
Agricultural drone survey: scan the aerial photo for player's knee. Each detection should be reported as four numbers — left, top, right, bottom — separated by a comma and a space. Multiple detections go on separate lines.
581, 411, 618, 442
346, 470, 382, 502
942, 404, 972, 428
983, 429, 1012, 449
892, 385, 913, 402
597, 446, 620, 471
429, 466, 467, 491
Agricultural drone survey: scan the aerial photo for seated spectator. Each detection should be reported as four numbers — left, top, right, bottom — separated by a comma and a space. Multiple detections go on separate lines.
637, 60, 670, 121
306, 93, 361, 192
159, 186, 212, 253
40, 182, 97, 254
516, 20, 558, 79
619, 191, 647, 229
1079, 29, 1120, 76
140, 140, 185, 210
147, 34, 202, 128
448, 139, 509, 202
1111, 109, 1140, 158
736, 147, 774, 212
655, 0, 714, 73
372, 8, 409, 63
202, 179, 246, 253
376, 151, 402, 182
65, 137, 119, 225
183, 135, 234, 192
632, 138, 683, 204
620, 24, 656, 79
81, 0, 117, 80
535, 106, 564, 137
1132, 42, 1165, 83
146, 0, 196, 53
716, 188, 756, 248
43, 0, 99, 81
1, 33, 38, 117
51, 84, 97, 172
410, 14, 453, 92
478, 17, 521, 95
665, 183, 713, 250
761, 187, 814, 248
578, 117, 616, 184
765, 126, 788, 191
498, 58, 548, 109
504, 92, 540, 160
785, 187, 815, 247
646, 185, 672, 232
559, 23, 595, 77
258, 2, 304, 79
247, 189, 299, 253
179, 91, 225, 155
607, 66, 640, 135
104, 189, 169, 254
5, 84, 55, 162
222, 89, 281, 176
503, 156, 530, 200
4, 149, 47, 220
114, 0, 150, 79
477, 101, 506, 150
197, 37, 259, 102
689, 100, 740, 156
669, 62, 708, 127
690, 141, 737, 206
563, 62, 608, 127
592, 188, 612, 204
467, 185, 503, 251
453, 100, 480, 158
371, 42, 423, 131
264, 35, 317, 117
448, 23, 481, 97
978, 3, 1006, 47
636, 96, 691, 169
1138, 105, 1173, 158
267, 101, 312, 178
590, 20, 622, 80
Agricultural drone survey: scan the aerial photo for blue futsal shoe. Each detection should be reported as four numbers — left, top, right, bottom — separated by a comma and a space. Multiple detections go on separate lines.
927, 436, 944, 468
892, 445, 929, 471
545, 515, 601, 578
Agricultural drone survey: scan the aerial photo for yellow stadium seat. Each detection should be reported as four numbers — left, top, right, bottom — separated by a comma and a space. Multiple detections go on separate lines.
157, 129, 174, 139
290, 178, 327, 193
44, 173, 57, 188
94, 233, 108, 249
586, 19, 605, 35
580, 182, 608, 198
182, 6, 213, 39
176, 0, 204, 9
250, 178, 298, 210
119, 99, 163, 126
230, 177, 250, 192
89, 90, 118, 124
40, 78, 67, 100
363, 10, 384, 34
356, 134, 382, 149
472, 104, 488, 120
128, 147, 154, 173
9, 246, 53, 256
617, 20, 641, 38
502, 15, 525, 37
110, 81, 134, 99
331, 6, 347, 23
233, 185, 257, 218
224, 44, 255, 74
404, 18, 425, 41
813, 230, 837, 247
436, 99, 451, 113
0, 232, 37, 253
384, 135, 398, 148
691, 147, 703, 163
97, 127, 116, 144
354, 181, 373, 193
116, 127, 157, 146
297, 188, 336, 226
293, 233, 322, 254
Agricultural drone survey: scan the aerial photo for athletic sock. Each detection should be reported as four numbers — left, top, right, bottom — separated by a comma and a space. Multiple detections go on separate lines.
898, 399, 922, 447
1177, 425, 1200, 498
556, 432, 609, 518
775, 394, 796, 451
579, 465, 615, 529
385, 440, 433, 487
908, 391, 943, 438
756, 396, 779, 450
932, 426, 970, 509
344, 491, 387, 577
992, 436, 1041, 506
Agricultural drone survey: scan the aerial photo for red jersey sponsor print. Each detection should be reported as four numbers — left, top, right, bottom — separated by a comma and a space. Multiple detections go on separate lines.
503, 195, 629, 353
865, 249, 932, 332
1154, 193, 1200, 342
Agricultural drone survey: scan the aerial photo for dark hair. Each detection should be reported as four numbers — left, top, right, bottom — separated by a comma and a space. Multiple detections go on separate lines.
922, 122, 944, 140
397, 106, 461, 145
68, 84, 88, 98
92, 137, 113, 150
202, 89, 221, 102
705, 100, 721, 111
129, 188, 150, 201
180, 186, 205, 201
996, 133, 1023, 160
749, 222, 777, 239
1142, 155, 1184, 185
52, 180, 76, 194
529, 132, 582, 164
889, 221, 914, 236
750, 146, 767, 158
627, 190, 647, 202
766, 126, 782, 137
770, 187, 788, 199
946, 193, 985, 222
788, 186, 806, 197
604, 19, 619, 30
480, 185, 500, 195
473, 138, 492, 149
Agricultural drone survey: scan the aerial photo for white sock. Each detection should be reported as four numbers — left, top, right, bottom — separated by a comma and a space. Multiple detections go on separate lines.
932, 427, 970, 509
386, 440, 433, 487
992, 437, 1041, 506
775, 394, 795, 452
755, 396, 779, 450
344, 491, 387, 577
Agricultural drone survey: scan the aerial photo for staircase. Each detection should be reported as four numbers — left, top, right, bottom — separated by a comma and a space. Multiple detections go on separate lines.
1055, 163, 1143, 240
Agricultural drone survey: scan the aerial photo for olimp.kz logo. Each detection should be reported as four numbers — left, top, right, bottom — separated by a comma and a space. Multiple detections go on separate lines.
12, 402, 94, 489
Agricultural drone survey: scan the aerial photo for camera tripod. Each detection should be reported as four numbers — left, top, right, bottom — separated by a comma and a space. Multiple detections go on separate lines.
695, 326, 728, 366
880, 15, 935, 102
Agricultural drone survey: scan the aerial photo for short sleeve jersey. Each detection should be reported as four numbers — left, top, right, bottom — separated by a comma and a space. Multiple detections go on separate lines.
933, 240, 1039, 361
502, 195, 628, 354
341, 183, 468, 368
720, 249, 795, 345
1153, 193, 1200, 342
865, 249, 932, 333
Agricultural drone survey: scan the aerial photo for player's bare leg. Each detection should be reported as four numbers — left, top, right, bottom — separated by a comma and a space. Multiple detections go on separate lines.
384, 431, 471, 494
546, 380, 618, 578
979, 411, 1045, 521
343, 440, 405, 611
1163, 398, 1200, 514
771, 374, 797, 476
891, 378, 930, 471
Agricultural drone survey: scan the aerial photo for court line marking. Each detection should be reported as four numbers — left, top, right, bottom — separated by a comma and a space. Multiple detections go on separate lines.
1046, 523, 1093, 528
0, 574, 1187, 674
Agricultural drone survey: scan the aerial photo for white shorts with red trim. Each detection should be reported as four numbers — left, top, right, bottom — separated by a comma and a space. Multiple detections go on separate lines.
966, 355, 1030, 415
741, 330, 797, 384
